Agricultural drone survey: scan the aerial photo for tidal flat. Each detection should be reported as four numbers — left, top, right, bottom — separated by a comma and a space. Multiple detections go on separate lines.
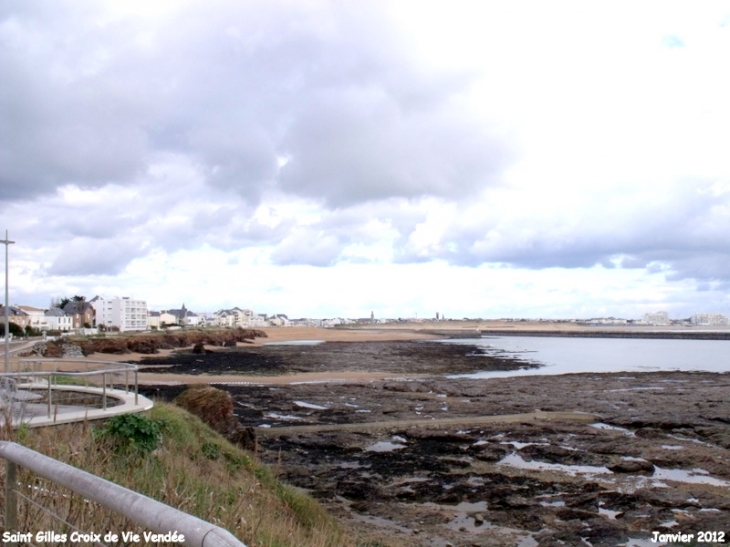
139, 340, 730, 547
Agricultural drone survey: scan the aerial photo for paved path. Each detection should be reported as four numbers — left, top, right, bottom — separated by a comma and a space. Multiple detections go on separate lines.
3, 340, 35, 355
138, 370, 427, 385
0, 384, 154, 428
256, 410, 601, 437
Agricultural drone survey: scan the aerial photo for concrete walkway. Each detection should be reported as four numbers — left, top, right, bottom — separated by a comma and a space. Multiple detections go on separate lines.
1, 383, 154, 428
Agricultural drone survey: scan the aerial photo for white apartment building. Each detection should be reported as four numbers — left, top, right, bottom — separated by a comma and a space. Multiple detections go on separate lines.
45, 308, 73, 331
691, 313, 729, 326
91, 296, 148, 332
18, 306, 49, 331
643, 311, 669, 325
213, 307, 255, 327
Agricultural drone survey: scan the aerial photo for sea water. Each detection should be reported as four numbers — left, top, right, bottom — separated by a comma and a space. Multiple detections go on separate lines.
447, 336, 730, 379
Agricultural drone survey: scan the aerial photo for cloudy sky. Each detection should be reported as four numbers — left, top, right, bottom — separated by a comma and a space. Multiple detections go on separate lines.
2, 1, 730, 319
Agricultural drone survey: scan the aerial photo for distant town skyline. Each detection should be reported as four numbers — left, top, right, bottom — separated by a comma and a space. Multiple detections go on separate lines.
2, 2, 730, 319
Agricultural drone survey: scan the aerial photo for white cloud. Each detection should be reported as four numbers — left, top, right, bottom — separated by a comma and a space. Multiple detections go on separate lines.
3, 1, 730, 317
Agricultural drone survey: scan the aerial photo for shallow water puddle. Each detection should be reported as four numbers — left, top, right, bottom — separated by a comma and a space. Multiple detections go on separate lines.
539, 499, 566, 508
264, 412, 303, 421
624, 538, 660, 547
263, 340, 324, 346
423, 501, 488, 532
422, 501, 537, 546
598, 505, 621, 519
590, 422, 635, 435
668, 434, 715, 448
293, 400, 329, 410
365, 441, 406, 452
349, 514, 412, 534
652, 466, 730, 487
498, 453, 612, 476
339, 461, 367, 469
500, 441, 549, 450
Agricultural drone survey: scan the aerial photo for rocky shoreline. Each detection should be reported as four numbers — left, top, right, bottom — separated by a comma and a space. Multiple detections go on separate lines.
138, 340, 730, 547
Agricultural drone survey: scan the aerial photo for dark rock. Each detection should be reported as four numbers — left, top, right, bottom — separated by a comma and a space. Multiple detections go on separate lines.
582, 519, 629, 547
504, 495, 534, 508
636, 489, 698, 508
228, 426, 257, 451
471, 444, 509, 462
555, 507, 598, 521
607, 458, 655, 474
590, 439, 641, 456
635, 427, 665, 438
520, 443, 608, 466
564, 492, 599, 510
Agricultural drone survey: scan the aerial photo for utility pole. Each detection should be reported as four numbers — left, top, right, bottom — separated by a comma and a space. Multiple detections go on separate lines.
2, 230, 15, 373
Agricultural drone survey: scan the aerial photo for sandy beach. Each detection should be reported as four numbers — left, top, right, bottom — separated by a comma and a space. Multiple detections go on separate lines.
79, 327, 441, 385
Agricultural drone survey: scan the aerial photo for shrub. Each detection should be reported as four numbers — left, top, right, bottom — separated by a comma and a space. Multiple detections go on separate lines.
201, 440, 221, 460
0, 322, 24, 336
94, 413, 164, 454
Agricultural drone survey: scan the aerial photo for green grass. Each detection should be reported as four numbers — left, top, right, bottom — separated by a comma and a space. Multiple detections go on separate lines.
50, 374, 90, 386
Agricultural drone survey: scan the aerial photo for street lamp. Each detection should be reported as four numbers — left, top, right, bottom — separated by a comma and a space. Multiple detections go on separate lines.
1, 230, 15, 373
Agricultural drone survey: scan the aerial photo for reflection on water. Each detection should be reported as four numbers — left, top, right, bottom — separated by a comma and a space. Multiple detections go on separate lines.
498, 452, 612, 476
364, 441, 406, 453
447, 335, 730, 378
263, 339, 324, 346
652, 466, 730, 487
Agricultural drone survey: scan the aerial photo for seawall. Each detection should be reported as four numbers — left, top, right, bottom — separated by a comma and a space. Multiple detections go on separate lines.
480, 329, 730, 340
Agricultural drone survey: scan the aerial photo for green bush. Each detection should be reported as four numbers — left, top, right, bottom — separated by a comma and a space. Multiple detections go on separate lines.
94, 413, 164, 454
201, 440, 221, 460
0, 322, 24, 336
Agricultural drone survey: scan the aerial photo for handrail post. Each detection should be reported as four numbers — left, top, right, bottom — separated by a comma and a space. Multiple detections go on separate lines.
47, 374, 52, 418
5, 459, 18, 543
135, 370, 138, 405
102, 373, 107, 411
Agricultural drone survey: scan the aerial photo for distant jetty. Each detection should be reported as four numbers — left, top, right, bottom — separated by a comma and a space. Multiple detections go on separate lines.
420, 329, 482, 339
480, 329, 730, 340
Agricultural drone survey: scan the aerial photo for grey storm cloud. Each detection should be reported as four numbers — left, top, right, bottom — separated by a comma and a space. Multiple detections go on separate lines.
47, 237, 148, 276
0, 1, 509, 206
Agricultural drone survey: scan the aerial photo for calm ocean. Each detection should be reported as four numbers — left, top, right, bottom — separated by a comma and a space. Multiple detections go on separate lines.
446, 335, 730, 379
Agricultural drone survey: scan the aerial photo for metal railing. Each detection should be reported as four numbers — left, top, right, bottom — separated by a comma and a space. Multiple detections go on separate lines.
0, 441, 247, 547
1, 359, 140, 420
